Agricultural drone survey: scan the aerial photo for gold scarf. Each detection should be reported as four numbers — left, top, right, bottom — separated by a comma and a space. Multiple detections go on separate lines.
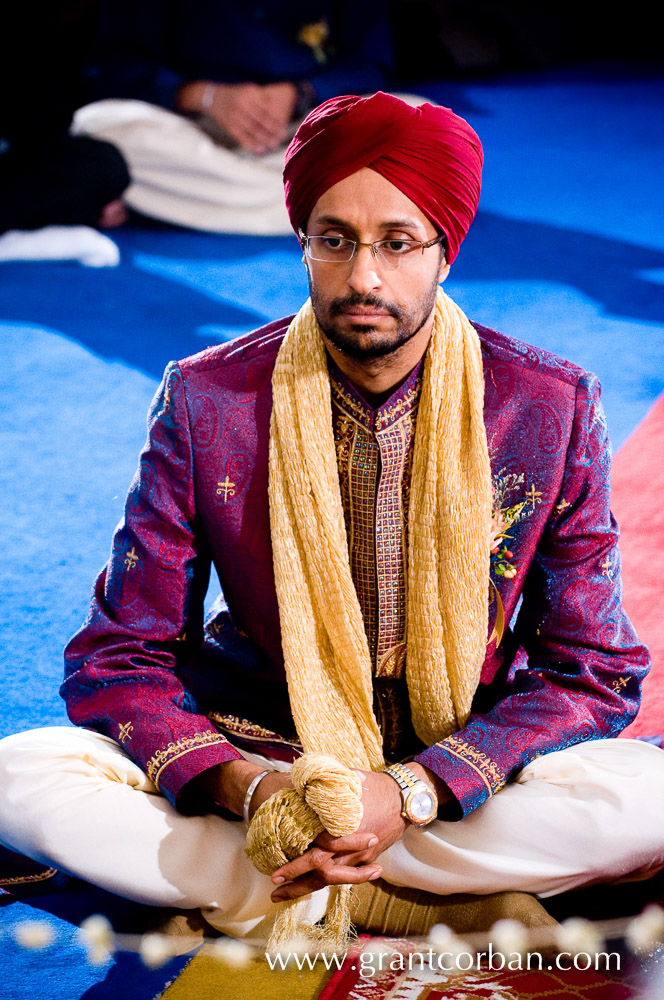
268, 286, 492, 767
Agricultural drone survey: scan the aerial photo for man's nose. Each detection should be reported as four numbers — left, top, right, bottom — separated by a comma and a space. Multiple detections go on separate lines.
346, 245, 382, 295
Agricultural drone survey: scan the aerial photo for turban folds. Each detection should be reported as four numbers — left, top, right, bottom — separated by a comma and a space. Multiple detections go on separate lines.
283, 92, 483, 264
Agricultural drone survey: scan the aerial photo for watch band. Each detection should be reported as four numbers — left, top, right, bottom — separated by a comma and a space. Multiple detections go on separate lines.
385, 762, 421, 796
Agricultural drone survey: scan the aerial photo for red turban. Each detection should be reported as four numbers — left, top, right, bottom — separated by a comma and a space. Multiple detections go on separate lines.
283, 92, 483, 264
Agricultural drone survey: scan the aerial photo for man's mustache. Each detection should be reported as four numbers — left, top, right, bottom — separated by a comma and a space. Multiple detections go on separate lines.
329, 294, 402, 319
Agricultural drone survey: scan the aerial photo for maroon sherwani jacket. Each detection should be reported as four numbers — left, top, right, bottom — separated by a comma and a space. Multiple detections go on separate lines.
62, 318, 650, 817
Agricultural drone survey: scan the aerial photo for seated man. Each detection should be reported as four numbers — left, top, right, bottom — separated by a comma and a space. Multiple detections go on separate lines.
1, 93, 663, 944
73, 0, 392, 234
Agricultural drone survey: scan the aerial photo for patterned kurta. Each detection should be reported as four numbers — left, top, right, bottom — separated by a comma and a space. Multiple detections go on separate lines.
62, 317, 650, 817
330, 358, 422, 761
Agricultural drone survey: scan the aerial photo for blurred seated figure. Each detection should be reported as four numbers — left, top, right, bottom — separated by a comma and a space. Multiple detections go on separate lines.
73, 0, 393, 234
0, 3, 130, 265
0, 136, 128, 236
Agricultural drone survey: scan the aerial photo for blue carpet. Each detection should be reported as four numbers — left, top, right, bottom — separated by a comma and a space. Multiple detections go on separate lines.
1, 63, 663, 997
0, 893, 191, 1000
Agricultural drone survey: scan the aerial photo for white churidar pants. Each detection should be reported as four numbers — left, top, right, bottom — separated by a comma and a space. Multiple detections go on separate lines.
0, 726, 662, 941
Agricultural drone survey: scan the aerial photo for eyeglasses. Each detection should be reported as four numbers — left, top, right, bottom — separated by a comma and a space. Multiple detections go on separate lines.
298, 229, 446, 271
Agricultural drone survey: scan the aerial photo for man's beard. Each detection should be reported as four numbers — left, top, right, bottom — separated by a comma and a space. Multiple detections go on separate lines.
308, 277, 440, 362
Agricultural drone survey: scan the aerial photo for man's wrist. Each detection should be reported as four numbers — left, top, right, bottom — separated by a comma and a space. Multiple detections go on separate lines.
193, 758, 266, 816
177, 80, 219, 115
409, 762, 453, 809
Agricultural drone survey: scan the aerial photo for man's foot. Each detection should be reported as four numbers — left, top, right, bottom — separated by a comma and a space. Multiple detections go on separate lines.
97, 198, 129, 229
350, 878, 557, 936
147, 908, 221, 956
0, 225, 120, 266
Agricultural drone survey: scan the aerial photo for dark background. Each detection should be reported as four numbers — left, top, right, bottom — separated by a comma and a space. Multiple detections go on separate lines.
3, 0, 661, 130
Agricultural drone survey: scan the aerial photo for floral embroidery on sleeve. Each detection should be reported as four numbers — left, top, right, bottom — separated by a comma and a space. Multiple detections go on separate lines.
489, 469, 535, 579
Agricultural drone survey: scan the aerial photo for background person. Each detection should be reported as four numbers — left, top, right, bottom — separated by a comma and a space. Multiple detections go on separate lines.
72, 0, 393, 234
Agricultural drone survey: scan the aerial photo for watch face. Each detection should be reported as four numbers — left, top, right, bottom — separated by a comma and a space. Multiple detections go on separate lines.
409, 790, 436, 823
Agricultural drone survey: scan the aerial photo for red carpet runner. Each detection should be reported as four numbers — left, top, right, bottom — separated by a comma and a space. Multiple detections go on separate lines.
318, 936, 636, 1000
613, 394, 664, 739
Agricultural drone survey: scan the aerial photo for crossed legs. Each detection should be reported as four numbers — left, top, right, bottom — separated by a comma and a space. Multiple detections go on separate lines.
0, 727, 662, 941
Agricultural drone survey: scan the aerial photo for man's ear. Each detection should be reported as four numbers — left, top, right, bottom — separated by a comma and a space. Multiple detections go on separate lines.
438, 260, 451, 284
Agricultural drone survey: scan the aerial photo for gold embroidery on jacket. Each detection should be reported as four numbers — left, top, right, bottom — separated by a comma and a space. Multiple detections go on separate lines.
124, 547, 139, 571
118, 722, 134, 743
376, 642, 407, 679
0, 868, 59, 886
146, 731, 229, 786
524, 483, 543, 510
216, 478, 236, 501
160, 378, 172, 415
374, 385, 421, 431
209, 712, 302, 748
442, 734, 506, 795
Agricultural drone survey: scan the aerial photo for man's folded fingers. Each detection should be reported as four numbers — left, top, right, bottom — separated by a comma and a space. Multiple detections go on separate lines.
271, 863, 383, 902
315, 831, 378, 853
271, 845, 334, 884
271, 832, 380, 884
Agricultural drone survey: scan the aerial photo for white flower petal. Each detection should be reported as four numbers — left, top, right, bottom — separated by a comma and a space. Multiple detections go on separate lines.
139, 933, 173, 968
13, 920, 55, 950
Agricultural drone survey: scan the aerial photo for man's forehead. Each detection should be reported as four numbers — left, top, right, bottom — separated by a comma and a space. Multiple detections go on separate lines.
312, 213, 427, 231
308, 168, 433, 233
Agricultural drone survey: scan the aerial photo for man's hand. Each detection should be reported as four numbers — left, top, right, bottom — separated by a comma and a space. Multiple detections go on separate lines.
270, 769, 409, 902
269, 763, 454, 902
261, 81, 299, 136
195, 758, 450, 903
207, 82, 296, 153
177, 81, 298, 154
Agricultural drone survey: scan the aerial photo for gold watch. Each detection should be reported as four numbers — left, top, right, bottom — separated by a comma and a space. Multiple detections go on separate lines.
384, 762, 438, 827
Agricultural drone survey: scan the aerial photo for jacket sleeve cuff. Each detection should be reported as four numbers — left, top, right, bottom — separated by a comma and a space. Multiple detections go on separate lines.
144, 729, 244, 808
414, 735, 508, 819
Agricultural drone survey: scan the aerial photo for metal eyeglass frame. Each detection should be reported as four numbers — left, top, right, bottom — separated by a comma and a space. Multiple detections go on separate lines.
298, 229, 446, 268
